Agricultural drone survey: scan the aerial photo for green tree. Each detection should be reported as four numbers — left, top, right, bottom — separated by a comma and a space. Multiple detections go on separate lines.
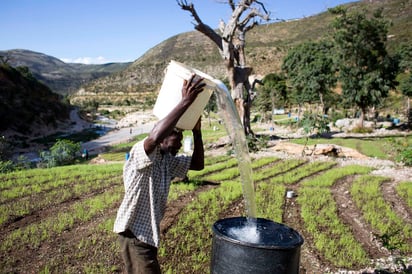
395, 44, 412, 128
255, 73, 287, 116
331, 7, 398, 127
282, 40, 337, 115
40, 139, 81, 168
398, 73, 412, 127
396, 44, 412, 72
398, 74, 412, 98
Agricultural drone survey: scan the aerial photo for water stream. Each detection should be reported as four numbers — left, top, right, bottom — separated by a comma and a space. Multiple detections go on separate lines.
213, 80, 257, 220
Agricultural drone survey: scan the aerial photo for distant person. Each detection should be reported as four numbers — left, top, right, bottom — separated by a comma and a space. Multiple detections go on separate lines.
82, 149, 89, 160
130, 128, 133, 135
113, 74, 206, 274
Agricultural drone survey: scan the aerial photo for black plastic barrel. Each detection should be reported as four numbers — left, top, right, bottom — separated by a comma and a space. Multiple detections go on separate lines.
210, 217, 304, 274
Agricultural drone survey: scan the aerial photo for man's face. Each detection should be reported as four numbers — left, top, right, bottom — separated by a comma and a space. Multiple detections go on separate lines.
160, 132, 183, 156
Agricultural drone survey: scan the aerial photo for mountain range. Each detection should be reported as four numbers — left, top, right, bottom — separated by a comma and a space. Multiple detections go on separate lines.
0, 49, 131, 96
3, 0, 411, 103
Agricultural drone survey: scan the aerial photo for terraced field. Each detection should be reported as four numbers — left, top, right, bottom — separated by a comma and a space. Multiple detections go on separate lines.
0, 151, 411, 273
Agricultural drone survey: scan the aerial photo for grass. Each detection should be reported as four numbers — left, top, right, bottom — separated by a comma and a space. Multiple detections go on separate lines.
351, 175, 412, 253
298, 165, 373, 268
1, 187, 121, 251
299, 186, 369, 267
271, 161, 336, 184
2, 118, 412, 273
396, 181, 412, 208
160, 179, 244, 273
290, 136, 412, 160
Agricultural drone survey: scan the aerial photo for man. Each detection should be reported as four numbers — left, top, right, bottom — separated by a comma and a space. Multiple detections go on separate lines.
113, 74, 206, 274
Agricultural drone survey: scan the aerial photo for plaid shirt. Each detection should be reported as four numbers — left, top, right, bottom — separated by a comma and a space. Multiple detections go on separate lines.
113, 138, 191, 247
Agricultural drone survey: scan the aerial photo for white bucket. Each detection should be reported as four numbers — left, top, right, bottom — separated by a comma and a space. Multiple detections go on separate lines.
153, 60, 219, 130
183, 136, 192, 153
286, 190, 295, 199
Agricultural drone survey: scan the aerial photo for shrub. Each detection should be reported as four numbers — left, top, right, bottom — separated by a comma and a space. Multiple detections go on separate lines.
391, 137, 412, 166
247, 134, 269, 152
14, 155, 32, 170
300, 112, 330, 136
0, 160, 15, 173
397, 144, 412, 166
40, 139, 81, 168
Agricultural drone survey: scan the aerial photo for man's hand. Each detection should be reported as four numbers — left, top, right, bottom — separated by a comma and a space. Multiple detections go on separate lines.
181, 74, 206, 106
145, 74, 205, 155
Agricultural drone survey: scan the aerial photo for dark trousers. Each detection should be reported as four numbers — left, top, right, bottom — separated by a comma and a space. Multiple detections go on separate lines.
118, 230, 161, 274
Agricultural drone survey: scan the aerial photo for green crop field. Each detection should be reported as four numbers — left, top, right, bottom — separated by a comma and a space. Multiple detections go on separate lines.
1, 130, 411, 273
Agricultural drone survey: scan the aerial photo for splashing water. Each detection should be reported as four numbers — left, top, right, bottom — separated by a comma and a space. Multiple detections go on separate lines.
213, 80, 257, 220
227, 220, 260, 243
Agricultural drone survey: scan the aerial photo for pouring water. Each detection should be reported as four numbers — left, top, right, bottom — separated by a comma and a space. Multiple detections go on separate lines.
213, 80, 257, 226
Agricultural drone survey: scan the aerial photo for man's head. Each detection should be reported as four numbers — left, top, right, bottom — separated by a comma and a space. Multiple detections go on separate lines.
159, 128, 183, 156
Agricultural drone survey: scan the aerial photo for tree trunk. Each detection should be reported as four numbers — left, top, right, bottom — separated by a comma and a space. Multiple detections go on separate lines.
319, 92, 325, 115
230, 66, 253, 135
178, 0, 269, 136
359, 107, 366, 128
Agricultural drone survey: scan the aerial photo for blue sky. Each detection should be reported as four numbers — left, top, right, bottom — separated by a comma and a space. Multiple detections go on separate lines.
1, 0, 356, 64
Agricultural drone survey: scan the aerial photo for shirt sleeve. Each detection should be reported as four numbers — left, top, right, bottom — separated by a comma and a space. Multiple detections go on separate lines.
126, 139, 154, 170
169, 154, 191, 179
123, 139, 156, 189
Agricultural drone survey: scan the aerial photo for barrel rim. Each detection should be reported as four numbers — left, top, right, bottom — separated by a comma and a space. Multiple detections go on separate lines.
212, 217, 304, 250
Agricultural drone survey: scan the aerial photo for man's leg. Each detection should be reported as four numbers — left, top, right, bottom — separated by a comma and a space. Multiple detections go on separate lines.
118, 231, 161, 274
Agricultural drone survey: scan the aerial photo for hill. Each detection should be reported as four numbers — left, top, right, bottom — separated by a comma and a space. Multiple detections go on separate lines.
69, 0, 412, 107
0, 63, 71, 141
0, 49, 131, 95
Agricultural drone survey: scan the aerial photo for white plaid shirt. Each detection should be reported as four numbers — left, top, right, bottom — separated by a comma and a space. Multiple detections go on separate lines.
113, 138, 191, 247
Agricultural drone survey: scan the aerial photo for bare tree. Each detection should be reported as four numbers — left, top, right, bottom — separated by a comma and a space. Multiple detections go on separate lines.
177, 0, 270, 136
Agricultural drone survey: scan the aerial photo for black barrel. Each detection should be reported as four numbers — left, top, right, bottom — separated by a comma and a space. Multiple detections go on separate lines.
211, 217, 303, 274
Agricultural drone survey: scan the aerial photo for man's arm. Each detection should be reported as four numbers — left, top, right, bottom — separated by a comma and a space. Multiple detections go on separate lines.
190, 118, 204, 170
144, 74, 205, 155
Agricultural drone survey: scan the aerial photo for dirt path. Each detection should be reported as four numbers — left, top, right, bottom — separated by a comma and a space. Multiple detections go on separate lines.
331, 176, 390, 258
381, 180, 412, 225
283, 196, 327, 273
280, 165, 328, 273
69, 107, 92, 131
81, 123, 154, 155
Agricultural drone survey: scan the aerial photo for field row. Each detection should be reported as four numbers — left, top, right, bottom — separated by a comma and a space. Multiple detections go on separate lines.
0, 155, 411, 273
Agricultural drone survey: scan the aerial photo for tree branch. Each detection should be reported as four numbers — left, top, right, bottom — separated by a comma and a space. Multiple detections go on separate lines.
238, 4, 270, 32
177, 0, 223, 50
254, 0, 269, 16
222, 2, 247, 41
228, 0, 235, 11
